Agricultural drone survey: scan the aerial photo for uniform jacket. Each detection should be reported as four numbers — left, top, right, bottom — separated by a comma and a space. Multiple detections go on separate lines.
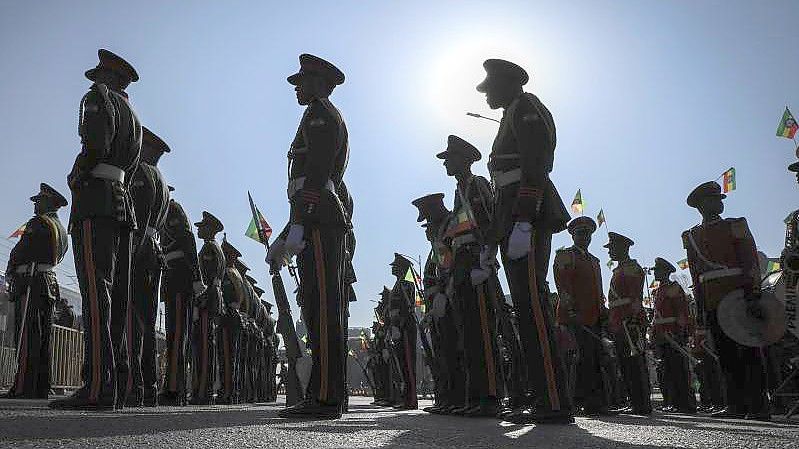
5, 212, 68, 302
607, 258, 646, 332
222, 266, 246, 314
69, 83, 141, 227
389, 279, 417, 333
130, 162, 170, 271
161, 200, 203, 294
488, 92, 569, 242
198, 240, 225, 316
652, 280, 693, 337
553, 245, 604, 326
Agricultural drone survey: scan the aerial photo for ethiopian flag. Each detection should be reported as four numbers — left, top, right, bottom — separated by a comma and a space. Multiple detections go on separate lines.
571, 189, 584, 215
245, 192, 273, 244
721, 167, 736, 193
766, 260, 781, 273
677, 258, 689, 270
596, 209, 606, 228
777, 107, 799, 139
8, 223, 26, 239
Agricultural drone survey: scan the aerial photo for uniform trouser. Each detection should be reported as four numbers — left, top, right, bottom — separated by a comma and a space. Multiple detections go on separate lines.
708, 311, 768, 414
501, 228, 572, 414
697, 357, 725, 407
10, 281, 52, 398
297, 225, 345, 405
218, 313, 240, 401
455, 273, 504, 405
498, 309, 525, 406
191, 309, 216, 401
128, 265, 160, 398
393, 326, 418, 407
613, 330, 651, 411
429, 321, 444, 404
657, 341, 696, 410
573, 324, 606, 411
72, 218, 130, 403
162, 285, 192, 398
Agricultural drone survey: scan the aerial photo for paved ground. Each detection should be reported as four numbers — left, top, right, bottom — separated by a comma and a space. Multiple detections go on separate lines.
0, 396, 797, 448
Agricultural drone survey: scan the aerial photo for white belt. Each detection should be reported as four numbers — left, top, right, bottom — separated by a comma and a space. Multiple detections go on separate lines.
654, 317, 677, 324
144, 226, 158, 238
608, 298, 631, 308
91, 163, 125, 183
164, 250, 185, 262
287, 177, 335, 199
699, 268, 743, 283
490, 168, 522, 188
15, 263, 54, 274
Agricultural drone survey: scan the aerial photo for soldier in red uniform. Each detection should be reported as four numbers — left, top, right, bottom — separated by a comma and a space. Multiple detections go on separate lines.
651, 257, 696, 414
553, 217, 608, 415
683, 181, 769, 420
605, 232, 651, 415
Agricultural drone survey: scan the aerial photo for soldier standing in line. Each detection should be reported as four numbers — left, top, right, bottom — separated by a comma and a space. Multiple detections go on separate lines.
159, 187, 205, 406
3, 184, 68, 399
476, 58, 573, 423
438, 136, 505, 417
413, 193, 455, 414
51, 49, 142, 410
683, 181, 769, 420
552, 217, 609, 416
267, 54, 349, 419
263, 300, 279, 402
241, 272, 258, 402
387, 254, 419, 410
651, 257, 697, 414
126, 127, 170, 407
369, 313, 390, 406
219, 238, 246, 404
605, 232, 652, 415
190, 212, 225, 405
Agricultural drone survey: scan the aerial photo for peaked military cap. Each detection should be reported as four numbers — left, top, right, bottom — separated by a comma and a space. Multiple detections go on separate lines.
436, 135, 481, 162
85, 49, 139, 83
194, 211, 223, 234
31, 183, 68, 208
789, 160, 799, 173
380, 286, 391, 298
168, 185, 175, 192
252, 285, 265, 297
476, 59, 529, 93
261, 300, 273, 312
221, 237, 242, 259
654, 257, 676, 274
142, 126, 170, 154
287, 53, 345, 86
234, 258, 250, 273
245, 274, 258, 285
687, 181, 726, 208
603, 231, 634, 248
411, 193, 447, 222
390, 253, 412, 270
567, 216, 597, 234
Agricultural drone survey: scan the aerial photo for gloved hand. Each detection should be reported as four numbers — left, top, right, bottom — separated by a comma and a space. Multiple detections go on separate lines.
470, 268, 491, 286
266, 236, 287, 270
283, 224, 306, 258
506, 221, 532, 260
192, 280, 207, 299
480, 245, 498, 270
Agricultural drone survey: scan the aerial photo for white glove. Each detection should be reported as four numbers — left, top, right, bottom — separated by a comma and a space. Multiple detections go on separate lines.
432, 293, 448, 318
480, 245, 499, 270
470, 268, 491, 286
192, 281, 207, 299
266, 236, 287, 268
283, 224, 306, 258
507, 221, 532, 260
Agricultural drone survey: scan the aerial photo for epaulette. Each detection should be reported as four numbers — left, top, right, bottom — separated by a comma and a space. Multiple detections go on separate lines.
727, 217, 749, 239
681, 230, 691, 249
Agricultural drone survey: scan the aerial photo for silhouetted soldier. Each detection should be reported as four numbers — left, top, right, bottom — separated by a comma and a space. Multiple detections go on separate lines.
191, 212, 225, 405
239, 270, 257, 402
159, 187, 205, 406
125, 127, 170, 407
476, 58, 572, 423
605, 232, 651, 415
219, 238, 246, 404
388, 254, 418, 410
553, 217, 608, 416
52, 49, 141, 410
4, 184, 68, 399
683, 181, 769, 420
268, 54, 349, 419
651, 257, 696, 414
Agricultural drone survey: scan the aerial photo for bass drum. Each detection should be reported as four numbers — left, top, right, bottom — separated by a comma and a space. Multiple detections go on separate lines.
761, 270, 784, 299
763, 269, 799, 339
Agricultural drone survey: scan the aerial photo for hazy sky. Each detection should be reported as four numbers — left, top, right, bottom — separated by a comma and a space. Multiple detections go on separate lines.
2, 1, 798, 328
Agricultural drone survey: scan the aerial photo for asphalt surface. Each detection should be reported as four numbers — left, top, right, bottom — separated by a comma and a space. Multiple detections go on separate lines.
0, 396, 797, 448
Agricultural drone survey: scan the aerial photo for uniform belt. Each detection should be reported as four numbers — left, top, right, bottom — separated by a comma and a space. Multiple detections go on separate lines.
164, 250, 185, 262
144, 226, 158, 238
654, 317, 677, 324
91, 163, 126, 183
15, 263, 54, 274
287, 177, 336, 199
451, 234, 477, 252
490, 168, 522, 188
608, 297, 631, 308
698, 268, 743, 283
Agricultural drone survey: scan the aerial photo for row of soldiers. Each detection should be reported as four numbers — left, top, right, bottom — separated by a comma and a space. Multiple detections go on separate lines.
2, 49, 280, 408
368, 58, 777, 423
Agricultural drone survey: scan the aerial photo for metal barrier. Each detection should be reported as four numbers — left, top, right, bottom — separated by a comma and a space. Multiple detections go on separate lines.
0, 324, 84, 389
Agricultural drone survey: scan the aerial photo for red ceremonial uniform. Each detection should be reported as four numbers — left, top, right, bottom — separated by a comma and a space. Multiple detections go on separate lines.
607, 259, 646, 333
652, 281, 692, 337
553, 246, 603, 326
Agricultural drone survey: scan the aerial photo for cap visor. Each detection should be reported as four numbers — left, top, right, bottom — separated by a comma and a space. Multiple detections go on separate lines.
476, 78, 488, 93
436, 151, 449, 159
287, 72, 302, 85
85, 68, 98, 81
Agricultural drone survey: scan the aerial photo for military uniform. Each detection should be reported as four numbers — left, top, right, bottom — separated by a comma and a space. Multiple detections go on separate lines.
369, 315, 391, 405
388, 254, 418, 410
239, 272, 257, 403
651, 258, 696, 413
52, 50, 142, 410
683, 181, 767, 419
274, 54, 349, 419
159, 191, 204, 405
553, 217, 607, 414
191, 212, 225, 405
4, 184, 68, 399
126, 127, 170, 406
219, 239, 246, 404
605, 232, 651, 414
478, 59, 572, 422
